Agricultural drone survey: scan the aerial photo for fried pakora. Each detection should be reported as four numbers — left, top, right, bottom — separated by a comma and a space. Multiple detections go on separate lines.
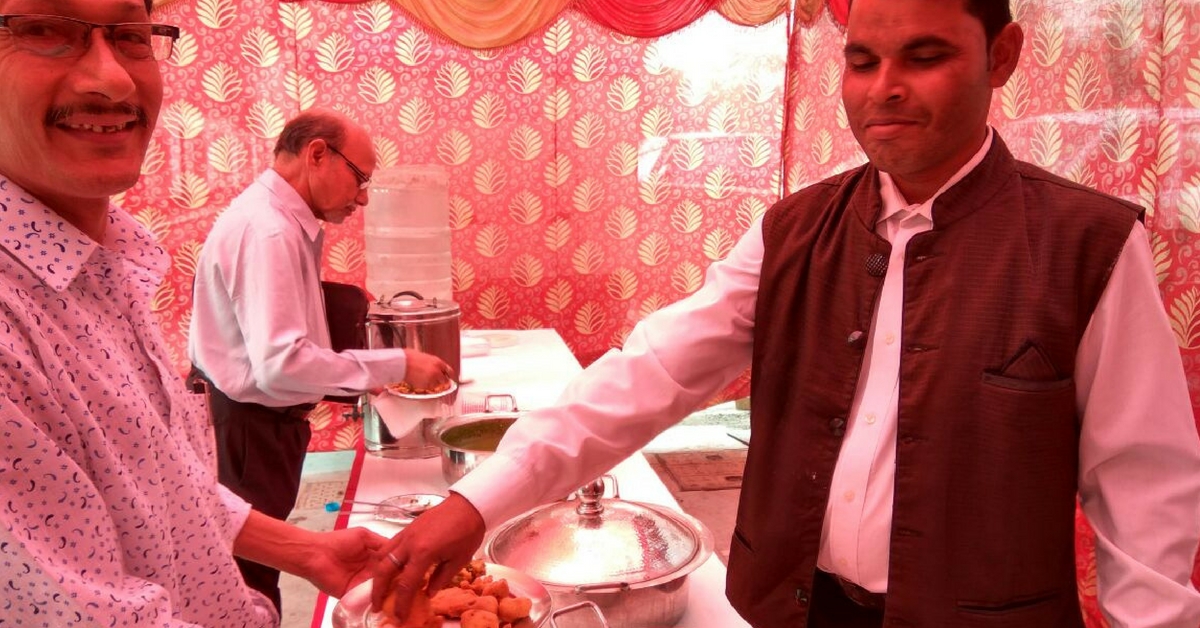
386, 380, 453, 396
378, 561, 533, 627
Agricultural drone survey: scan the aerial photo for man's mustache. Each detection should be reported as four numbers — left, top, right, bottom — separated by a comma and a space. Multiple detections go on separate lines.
46, 103, 149, 127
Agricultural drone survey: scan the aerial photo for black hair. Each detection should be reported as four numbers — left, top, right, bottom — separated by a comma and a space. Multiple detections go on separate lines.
846, 0, 1013, 44
965, 0, 1013, 44
273, 110, 348, 157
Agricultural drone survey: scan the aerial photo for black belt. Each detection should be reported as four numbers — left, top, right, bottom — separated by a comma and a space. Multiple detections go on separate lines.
188, 366, 315, 423
818, 570, 886, 610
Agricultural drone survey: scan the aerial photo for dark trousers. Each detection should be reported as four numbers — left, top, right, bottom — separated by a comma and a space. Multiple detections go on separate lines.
191, 369, 313, 613
809, 570, 886, 628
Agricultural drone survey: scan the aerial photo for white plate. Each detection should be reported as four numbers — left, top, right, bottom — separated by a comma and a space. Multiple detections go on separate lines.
383, 379, 458, 400
332, 563, 551, 628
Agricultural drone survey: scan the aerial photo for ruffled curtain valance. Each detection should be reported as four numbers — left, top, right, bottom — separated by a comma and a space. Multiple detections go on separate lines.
277, 0, 788, 48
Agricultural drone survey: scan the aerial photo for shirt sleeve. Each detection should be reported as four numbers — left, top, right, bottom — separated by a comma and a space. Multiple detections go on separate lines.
228, 224, 408, 398
454, 220, 766, 527
1076, 222, 1200, 627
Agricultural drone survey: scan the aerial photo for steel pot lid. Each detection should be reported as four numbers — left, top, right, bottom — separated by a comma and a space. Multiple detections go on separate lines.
483, 478, 714, 591
367, 291, 459, 322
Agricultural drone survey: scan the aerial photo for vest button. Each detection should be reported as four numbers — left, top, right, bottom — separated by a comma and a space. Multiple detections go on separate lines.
846, 330, 865, 345
795, 587, 809, 604
829, 417, 846, 436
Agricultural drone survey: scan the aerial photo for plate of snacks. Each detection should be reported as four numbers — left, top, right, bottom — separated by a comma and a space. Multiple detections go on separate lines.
384, 379, 458, 400
333, 560, 550, 628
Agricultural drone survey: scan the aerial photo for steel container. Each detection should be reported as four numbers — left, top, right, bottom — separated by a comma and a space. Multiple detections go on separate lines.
363, 291, 460, 458
483, 478, 714, 627
430, 394, 520, 484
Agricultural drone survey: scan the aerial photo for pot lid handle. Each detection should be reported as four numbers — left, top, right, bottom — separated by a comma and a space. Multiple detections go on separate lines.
574, 475, 620, 517
379, 290, 454, 309
379, 290, 424, 305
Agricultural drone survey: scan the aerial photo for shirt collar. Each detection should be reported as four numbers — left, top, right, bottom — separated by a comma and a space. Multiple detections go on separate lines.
0, 175, 168, 292
877, 127, 995, 227
258, 168, 324, 244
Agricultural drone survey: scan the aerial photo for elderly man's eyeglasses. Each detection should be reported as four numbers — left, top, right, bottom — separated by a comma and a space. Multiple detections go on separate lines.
326, 145, 372, 190
0, 14, 180, 61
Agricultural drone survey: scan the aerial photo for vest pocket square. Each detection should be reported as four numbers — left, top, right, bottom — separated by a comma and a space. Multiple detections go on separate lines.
982, 341, 1072, 392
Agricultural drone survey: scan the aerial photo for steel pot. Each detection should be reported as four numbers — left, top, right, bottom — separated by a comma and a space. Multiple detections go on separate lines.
430, 394, 520, 484
365, 291, 461, 375
363, 291, 461, 458
482, 477, 714, 628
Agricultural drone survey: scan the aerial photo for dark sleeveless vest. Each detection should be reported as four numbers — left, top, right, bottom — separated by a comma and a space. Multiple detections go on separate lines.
725, 137, 1141, 627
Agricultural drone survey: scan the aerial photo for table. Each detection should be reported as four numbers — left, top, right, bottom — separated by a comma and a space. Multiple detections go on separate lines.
311, 329, 749, 628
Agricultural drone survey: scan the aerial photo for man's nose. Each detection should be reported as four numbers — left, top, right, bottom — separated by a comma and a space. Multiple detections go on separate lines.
70, 28, 138, 102
868, 60, 907, 104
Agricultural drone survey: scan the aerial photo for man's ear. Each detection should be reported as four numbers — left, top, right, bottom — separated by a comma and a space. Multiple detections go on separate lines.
306, 138, 331, 168
988, 22, 1024, 88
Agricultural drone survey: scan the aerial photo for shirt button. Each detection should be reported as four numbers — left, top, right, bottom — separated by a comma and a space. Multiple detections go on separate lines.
864, 413, 877, 425
844, 490, 855, 502
885, 332, 896, 345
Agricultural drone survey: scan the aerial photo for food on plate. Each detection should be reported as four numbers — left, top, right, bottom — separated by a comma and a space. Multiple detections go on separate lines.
460, 609, 499, 628
386, 380, 454, 396
377, 570, 440, 628
428, 586, 478, 617
378, 560, 534, 628
497, 597, 533, 624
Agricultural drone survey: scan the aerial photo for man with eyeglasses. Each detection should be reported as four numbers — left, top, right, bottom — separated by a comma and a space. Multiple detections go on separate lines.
0, 1, 396, 627
188, 107, 455, 611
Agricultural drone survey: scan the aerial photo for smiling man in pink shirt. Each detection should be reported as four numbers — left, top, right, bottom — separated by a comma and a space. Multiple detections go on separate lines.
0, 1, 388, 625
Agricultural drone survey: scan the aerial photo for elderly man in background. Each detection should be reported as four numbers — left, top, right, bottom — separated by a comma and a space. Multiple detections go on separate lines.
0, 1, 386, 626
188, 108, 455, 610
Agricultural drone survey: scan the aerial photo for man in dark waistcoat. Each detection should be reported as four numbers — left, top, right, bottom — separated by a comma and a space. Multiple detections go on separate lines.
369, 0, 1200, 626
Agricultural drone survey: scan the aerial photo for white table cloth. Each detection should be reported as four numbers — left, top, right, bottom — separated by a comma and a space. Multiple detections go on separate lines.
311, 329, 749, 628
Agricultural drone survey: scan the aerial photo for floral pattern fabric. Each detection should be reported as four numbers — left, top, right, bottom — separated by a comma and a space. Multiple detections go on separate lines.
130, 2, 1200, 619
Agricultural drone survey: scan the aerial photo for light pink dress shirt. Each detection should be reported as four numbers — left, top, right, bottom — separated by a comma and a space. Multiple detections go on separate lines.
457, 132, 1200, 626
189, 169, 409, 406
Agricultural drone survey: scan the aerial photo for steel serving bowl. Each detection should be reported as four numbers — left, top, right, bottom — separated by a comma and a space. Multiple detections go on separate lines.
430, 409, 519, 484
482, 478, 714, 627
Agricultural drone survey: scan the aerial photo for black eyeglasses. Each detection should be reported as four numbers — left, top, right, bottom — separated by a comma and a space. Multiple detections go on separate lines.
326, 144, 372, 190
0, 14, 179, 61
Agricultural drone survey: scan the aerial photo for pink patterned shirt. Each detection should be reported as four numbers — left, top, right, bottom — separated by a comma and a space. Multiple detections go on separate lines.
0, 176, 276, 627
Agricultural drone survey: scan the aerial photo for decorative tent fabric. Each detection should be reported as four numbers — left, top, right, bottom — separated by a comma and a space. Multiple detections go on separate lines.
272, 0, 789, 48
135, 1, 1200, 617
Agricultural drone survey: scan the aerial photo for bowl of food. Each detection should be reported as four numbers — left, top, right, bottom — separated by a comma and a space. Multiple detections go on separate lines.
430, 394, 520, 484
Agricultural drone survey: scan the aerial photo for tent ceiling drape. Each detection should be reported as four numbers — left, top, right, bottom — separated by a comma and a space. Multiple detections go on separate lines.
269, 0, 789, 48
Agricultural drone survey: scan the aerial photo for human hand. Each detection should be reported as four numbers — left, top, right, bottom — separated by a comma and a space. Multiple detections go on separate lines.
302, 526, 389, 598
401, 349, 455, 392
369, 493, 486, 618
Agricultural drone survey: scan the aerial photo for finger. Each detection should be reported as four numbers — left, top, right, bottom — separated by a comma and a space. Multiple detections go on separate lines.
426, 559, 462, 592
369, 543, 403, 610
388, 558, 432, 622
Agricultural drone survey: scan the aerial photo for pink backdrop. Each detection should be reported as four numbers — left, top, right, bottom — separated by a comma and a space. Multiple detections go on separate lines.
133, 2, 1200, 619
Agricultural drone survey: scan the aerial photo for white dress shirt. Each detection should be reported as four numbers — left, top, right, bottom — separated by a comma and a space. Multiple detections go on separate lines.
456, 134, 1200, 626
190, 169, 409, 406
0, 176, 275, 626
